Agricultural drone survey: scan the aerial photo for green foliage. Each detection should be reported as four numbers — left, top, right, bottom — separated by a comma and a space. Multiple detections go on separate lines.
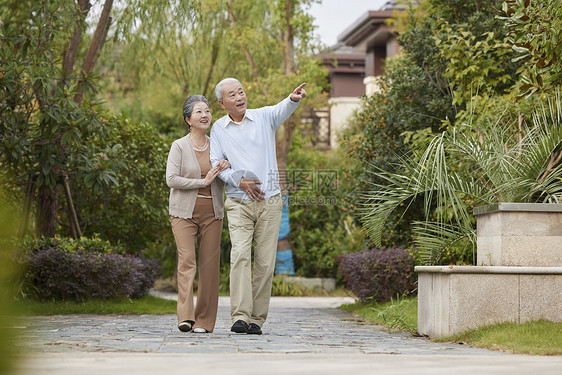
106, 1, 224, 130
435, 27, 515, 105
68, 113, 171, 252
341, 2, 516, 249
410, 1, 520, 110
271, 276, 308, 297
142, 235, 177, 278
287, 138, 366, 278
104, 0, 328, 135
219, 264, 231, 294
362, 93, 562, 264
18, 235, 125, 255
397, 1, 513, 99
343, 55, 451, 173
0, 0, 123, 238
425, 0, 502, 22
501, 0, 562, 97
341, 55, 450, 247
343, 0, 523, 256
217, 265, 312, 296
0, 186, 22, 375
0, 1, 103, 189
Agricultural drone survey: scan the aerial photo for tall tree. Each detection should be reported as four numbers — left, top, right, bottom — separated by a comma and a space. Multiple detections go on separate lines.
2, 0, 199, 238
103, 0, 328, 270
341, 0, 519, 248
1, 0, 116, 237
109, 0, 327, 145
223, 0, 328, 181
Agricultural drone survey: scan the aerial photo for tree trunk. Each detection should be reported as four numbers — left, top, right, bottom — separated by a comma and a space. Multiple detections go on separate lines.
36, 184, 60, 238
62, 174, 82, 239
202, 29, 223, 97
274, 0, 297, 275
282, 0, 295, 75
19, 175, 36, 238
227, 0, 268, 96
276, 0, 297, 192
62, 0, 91, 79
74, 0, 114, 105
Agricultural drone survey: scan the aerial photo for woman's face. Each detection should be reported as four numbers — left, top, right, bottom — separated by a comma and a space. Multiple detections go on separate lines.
186, 101, 212, 131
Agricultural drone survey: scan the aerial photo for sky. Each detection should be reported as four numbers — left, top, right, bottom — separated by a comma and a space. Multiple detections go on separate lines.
309, 0, 391, 47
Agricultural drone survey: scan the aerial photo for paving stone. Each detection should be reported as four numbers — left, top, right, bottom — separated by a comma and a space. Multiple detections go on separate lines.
12, 296, 562, 375
18, 298, 497, 357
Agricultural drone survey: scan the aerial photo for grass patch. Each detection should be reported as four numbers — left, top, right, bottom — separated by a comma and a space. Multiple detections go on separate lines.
340, 295, 418, 334
340, 296, 561, 355
15, 295, 177, 315
434, 320, 562, 356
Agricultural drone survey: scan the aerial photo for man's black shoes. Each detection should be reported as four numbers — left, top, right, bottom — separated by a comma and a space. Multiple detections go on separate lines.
247, 323, 262, 335
230, 320, 249, 333
230, 320, 263, 334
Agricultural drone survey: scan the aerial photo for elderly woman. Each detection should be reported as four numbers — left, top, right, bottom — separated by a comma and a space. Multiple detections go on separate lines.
166, 95, 229, 333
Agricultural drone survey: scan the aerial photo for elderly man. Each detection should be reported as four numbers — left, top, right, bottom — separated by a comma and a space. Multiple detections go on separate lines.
210, 78, 306, 334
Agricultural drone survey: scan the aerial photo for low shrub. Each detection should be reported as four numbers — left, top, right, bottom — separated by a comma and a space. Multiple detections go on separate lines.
20, 235, 125, 255
218, 266, 310, 296
338, 247, 417, 302
271, 276, 308, 297
20, 237, 158, 301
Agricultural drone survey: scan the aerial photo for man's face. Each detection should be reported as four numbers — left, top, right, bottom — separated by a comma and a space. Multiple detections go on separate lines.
219, 81, 247, 122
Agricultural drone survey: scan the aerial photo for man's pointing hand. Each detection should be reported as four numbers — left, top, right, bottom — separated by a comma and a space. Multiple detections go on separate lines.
290, 83, 307, 102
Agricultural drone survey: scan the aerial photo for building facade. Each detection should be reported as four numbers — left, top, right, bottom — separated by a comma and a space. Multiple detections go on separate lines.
315, 2, 402, 147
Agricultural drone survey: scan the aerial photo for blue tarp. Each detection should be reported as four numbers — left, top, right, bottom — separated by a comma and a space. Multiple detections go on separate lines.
275, 194, 295, 276
278, 195, 290, 240
275, 249, 295, 276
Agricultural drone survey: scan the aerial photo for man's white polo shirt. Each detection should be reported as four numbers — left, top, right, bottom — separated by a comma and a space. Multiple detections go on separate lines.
210, 96, 299, 200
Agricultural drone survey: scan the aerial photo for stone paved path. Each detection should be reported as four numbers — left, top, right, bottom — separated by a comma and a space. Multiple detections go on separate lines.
13, 294, 562, 375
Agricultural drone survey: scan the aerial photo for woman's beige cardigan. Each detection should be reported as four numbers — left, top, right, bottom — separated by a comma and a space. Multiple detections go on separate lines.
166, 135, 224, 219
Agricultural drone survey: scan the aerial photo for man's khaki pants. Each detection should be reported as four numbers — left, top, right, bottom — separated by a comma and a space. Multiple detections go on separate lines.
225, 194, 283, 327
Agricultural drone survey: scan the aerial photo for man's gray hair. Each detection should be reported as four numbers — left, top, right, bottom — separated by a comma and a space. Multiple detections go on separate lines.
215, 78, 243, 101
182, 95, 209, 123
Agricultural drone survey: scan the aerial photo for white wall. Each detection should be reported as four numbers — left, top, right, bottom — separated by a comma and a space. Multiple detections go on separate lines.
328, 97, 362, 147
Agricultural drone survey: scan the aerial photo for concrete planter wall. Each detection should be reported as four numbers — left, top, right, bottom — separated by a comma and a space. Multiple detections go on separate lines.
474, 203, 562, 266
417, 266, 562, 337
416, 203, 562, 337
285, 277, 336, 292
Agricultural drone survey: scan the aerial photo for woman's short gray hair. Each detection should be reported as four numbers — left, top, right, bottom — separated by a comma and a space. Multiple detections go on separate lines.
182, 95, 209, 122
215, 78, 243, 101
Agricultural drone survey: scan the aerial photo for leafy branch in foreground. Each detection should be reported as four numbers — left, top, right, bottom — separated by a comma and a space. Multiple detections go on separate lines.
500, 0, 562, 98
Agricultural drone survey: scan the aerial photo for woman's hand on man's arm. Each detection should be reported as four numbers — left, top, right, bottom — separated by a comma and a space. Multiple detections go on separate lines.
217, 159, 230, 171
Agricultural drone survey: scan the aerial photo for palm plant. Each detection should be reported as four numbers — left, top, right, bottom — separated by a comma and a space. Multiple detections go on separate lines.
361, 93, 562, 264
